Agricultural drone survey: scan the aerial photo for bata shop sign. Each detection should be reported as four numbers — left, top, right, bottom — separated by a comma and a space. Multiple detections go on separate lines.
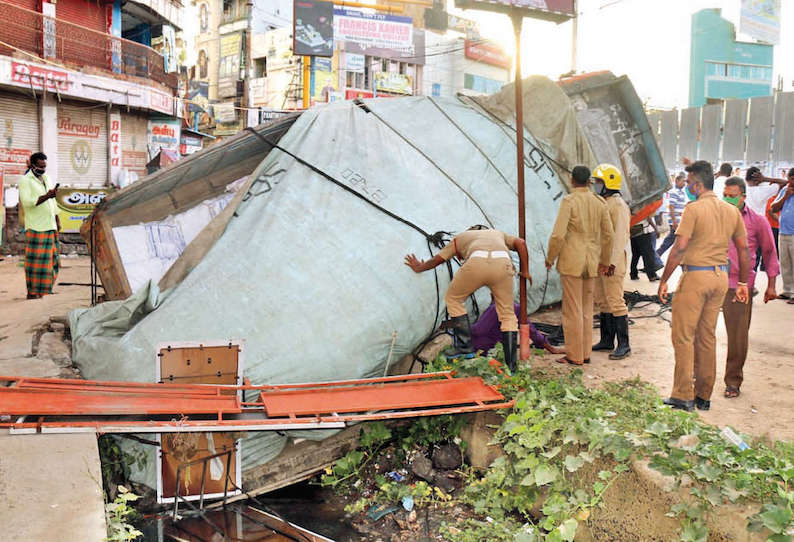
11, 62, 71, 91
464, 39, 511, 69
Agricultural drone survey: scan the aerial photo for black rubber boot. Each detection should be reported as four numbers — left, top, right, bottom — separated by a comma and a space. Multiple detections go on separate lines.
592, 313, 615, 351
502, 331, 517, 374
445, 315, 474, 358
609, 315, 631, 360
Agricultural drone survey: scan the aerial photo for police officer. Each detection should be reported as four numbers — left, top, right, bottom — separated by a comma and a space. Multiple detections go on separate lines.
546, 165, 614, 366
404, 226, 531, 372
590, 164, 632, 360
658, 160, 750, 411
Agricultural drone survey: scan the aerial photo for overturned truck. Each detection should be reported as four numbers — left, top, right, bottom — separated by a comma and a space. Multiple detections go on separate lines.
73, 72, 669, 494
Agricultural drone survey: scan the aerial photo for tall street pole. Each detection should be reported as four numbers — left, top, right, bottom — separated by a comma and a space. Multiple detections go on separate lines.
511, 12, 530, 361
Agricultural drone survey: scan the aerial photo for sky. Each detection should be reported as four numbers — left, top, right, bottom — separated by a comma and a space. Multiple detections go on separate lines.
449, 0, 793, 109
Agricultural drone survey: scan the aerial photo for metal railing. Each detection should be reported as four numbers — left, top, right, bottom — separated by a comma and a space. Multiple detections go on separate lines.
0, 1, 178, 90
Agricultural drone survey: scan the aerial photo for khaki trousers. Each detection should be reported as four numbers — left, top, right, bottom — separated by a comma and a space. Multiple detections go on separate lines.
670, 269, 729, 401
446, 257, 517, 332
561, 274, 595, 363
722, 288, 753, 389
594, 273, 628, 316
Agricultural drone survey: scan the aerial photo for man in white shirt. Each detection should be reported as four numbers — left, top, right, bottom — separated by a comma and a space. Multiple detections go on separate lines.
746, 167, 787, 215
712, 162, 734, 201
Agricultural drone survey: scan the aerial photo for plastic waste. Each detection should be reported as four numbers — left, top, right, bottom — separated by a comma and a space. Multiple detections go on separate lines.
720, 426, 750, 451
402, 495, 414, 511
366, 504, 401, 521
387, 471, 405, 482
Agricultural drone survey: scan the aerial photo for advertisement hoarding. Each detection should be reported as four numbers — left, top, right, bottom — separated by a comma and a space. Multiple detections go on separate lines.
55, 188, 109, 233
374, 72, 413, 95
294, 0, 334, 57
454, 0, 574, 23
147, 118, 181, 156
335, 9, 413, 52
343, 27, 425, 65
740, 0, 781, 45
464, 39, 511, 69
218, 32, 243, 99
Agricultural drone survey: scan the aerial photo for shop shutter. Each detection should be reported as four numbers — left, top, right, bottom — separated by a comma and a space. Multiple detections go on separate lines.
56, 0, 106, 32
0, 91, 40, 187
57, 101, 107, 188
120, 110, 150, 181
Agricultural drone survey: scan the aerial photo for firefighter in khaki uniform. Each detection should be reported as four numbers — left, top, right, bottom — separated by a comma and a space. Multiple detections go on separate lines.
658, 160, 750, 412
404, 227, 531, 373
591, 164, 632, 360
546, 165, 614, 366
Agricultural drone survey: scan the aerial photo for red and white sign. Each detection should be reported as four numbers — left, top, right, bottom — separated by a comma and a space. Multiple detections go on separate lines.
464, 39, 511, 69
58, 117, 101, 138
345, 89, 374, 100
11, 62, 71, 92
150, 90, 175, 116
0, 148, 32, 175
109, 112, 121, 183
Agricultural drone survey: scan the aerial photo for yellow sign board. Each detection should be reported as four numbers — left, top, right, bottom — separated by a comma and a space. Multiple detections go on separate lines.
374, 72, 413, 95
55, 188, 110, 233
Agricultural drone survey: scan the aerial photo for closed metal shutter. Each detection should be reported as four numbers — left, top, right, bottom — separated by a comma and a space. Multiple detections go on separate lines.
56, 0, 106, 32
57, 101, 107, 188
0, 90, 40, 187
120, 110, 150, 180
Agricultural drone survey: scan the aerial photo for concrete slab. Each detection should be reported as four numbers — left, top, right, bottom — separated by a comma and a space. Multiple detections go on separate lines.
0, 431, 106, 541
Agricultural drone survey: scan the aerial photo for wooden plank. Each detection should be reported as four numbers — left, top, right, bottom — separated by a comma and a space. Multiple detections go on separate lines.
79, 211, 131, 300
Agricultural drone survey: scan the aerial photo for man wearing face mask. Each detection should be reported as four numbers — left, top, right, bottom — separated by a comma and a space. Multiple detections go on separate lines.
18, 152, 60, 299
721, 177, 778, 399
657, 160, 749, 412
590, 164, 632, 360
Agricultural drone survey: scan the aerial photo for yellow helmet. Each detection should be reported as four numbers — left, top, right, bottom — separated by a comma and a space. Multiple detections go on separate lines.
593, 163, 623, 190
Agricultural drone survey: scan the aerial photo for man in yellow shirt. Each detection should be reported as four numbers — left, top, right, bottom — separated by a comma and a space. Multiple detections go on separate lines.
18, 152, 60, 299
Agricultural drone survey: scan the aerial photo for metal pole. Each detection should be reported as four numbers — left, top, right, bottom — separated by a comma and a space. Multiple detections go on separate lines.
244, 0, 254, 126
570, 0, 578, 73
302, 56, 311, 109
511, 13, 530, 361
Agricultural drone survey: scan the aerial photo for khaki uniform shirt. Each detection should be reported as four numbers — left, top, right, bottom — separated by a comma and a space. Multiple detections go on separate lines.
605, 193, 631, 276
439, 229, 517, 261
547, 187, 614, 278
676, 191, 747, 266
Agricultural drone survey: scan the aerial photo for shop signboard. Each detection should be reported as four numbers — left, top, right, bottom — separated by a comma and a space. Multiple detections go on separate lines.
0, 148, 31, 178
259, 109, 292, 124
464, 39, 511, 69
344, 53, 365, 73
147, 118, 181, 155
218, 32, 243, 99
180, 133, 203, 155
345, 89, 374, 100
315, 58, 332, 72
55, 188, 109, 233
294, 0, 334, 57
374, 72, 413, 95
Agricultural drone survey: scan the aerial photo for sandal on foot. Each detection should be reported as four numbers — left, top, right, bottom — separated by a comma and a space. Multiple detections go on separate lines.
555, 356, 583, 366
724, 386, 740, 398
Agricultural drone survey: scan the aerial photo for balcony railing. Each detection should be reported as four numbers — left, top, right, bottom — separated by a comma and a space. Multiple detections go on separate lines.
0, 1, 178, 90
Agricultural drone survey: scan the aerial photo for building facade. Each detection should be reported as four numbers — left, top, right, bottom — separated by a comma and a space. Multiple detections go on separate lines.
689, 8, 774, 107
0, 0, 182, 245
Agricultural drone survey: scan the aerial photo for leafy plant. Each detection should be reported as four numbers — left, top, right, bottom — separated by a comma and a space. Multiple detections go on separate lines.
105, 485, 142, 541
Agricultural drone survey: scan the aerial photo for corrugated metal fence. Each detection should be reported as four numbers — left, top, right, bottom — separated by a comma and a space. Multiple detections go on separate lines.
647, 91, 794, 172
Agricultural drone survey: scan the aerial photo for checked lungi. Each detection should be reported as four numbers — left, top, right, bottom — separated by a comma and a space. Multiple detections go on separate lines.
25, 230, 60, 296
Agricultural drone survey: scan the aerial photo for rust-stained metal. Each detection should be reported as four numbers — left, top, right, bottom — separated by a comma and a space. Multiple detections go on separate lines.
0, 372, 514, 434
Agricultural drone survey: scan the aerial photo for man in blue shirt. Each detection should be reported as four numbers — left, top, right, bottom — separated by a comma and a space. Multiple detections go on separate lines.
658, 172, 687, 257
771, 168, 794, 303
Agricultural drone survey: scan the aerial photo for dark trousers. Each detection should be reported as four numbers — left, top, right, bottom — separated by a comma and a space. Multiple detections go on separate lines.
722, 288, 753, 390
630, 233, 659, 278
657, 227, 676, 257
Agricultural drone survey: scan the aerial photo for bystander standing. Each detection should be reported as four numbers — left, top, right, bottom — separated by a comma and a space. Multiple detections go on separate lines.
770, 168, 794, 303
658, 172, 687, 258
